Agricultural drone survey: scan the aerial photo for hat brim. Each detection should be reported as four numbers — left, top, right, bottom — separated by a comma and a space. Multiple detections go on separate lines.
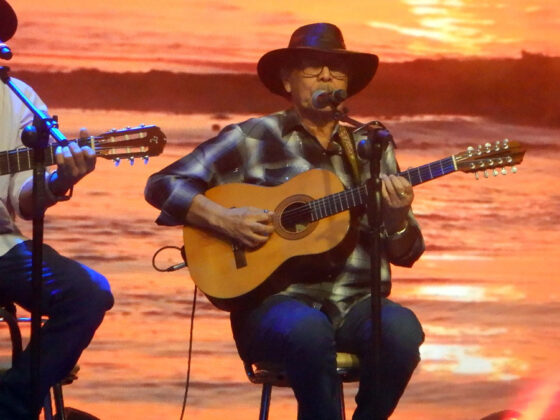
258, 47, 379, 99
0, 0, 18, 42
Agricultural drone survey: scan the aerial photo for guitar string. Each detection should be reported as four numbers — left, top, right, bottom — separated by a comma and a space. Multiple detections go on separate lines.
0, 142, 154, 175
280, 185, 367, 225
1, 143, 150, 158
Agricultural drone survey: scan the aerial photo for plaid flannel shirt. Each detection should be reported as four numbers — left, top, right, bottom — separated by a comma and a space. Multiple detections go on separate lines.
145, 109, 424, 319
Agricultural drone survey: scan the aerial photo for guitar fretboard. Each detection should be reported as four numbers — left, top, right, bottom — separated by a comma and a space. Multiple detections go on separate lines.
281, 156, 457, 227
0, 138, 94, 176
400, 156, 456, 187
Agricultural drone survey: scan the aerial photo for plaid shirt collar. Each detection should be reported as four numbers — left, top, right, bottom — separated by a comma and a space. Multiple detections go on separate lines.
281, 107, 342, 142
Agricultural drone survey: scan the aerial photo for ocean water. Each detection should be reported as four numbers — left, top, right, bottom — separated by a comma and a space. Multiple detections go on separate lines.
2, 110, 559, 419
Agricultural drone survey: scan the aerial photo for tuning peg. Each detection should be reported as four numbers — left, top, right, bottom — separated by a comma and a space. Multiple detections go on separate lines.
493, 169, 499, 176
477, 145, 483, 156
485, 142, 492, 153
114, 157, 120, 167
503, 138, 510, 149
483, 170, 489, 178
467, 146, 474, 157
512, 166, 517, 174
129, 156, 135, 166
501, 168, 507, 175
143, 156, 149, 164
474, 172, 479, 180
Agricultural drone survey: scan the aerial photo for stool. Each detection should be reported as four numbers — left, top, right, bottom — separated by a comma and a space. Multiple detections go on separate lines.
0, 304, 75, 420
244, 352, 360, 420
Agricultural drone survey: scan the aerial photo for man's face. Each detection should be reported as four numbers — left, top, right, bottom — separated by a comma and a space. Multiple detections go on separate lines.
282, 54, 349, 113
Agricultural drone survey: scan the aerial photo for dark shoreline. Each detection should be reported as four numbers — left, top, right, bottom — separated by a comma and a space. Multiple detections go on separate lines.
11, 53, 560, 128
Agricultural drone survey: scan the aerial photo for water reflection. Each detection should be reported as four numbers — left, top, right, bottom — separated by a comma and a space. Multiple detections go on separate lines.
420, 343, 528, 380
410, 283, 525, 302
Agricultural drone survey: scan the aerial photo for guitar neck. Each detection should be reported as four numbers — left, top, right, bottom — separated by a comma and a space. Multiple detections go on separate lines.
0, 138, 94, 176
299, 155, 457, 223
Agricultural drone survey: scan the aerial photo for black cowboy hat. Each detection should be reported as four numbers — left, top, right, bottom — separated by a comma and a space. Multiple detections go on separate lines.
0, 0, 18, 42
257, 22, 378, 98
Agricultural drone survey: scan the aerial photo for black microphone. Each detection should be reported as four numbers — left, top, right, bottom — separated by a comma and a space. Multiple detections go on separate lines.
0, 42, 12, 60
357, 128, 395, 160
311, 89, 347, 109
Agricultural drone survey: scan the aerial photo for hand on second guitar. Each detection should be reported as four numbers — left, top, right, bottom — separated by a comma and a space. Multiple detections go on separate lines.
49, 128, 96, 197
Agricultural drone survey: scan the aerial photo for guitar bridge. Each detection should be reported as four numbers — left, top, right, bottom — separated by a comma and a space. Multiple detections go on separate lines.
232, 241, 247, 269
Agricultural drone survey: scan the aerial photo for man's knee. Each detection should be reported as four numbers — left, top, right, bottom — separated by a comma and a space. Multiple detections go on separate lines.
382, 304, 424, 358
56, 266, 114, 322
287, 312, 336, 362
88, 270, 114, 312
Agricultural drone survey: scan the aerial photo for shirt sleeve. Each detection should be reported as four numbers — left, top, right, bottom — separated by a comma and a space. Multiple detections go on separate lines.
144, 124, 244, 226
6, 79, 48, 220
385, 212, 425, 267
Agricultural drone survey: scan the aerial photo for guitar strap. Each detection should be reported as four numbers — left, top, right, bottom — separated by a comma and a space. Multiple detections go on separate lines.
337, 125, 360, 184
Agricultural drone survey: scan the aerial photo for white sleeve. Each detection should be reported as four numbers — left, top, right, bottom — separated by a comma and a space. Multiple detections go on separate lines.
3, 79, 49, 219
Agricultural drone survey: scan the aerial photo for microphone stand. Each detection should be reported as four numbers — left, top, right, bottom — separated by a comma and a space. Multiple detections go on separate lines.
333, 108, 394, 420
1, 66, 69, 418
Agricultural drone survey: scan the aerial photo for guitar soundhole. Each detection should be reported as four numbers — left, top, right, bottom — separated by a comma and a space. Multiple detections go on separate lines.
274, 194, 317, 240
280, 202, 310, 233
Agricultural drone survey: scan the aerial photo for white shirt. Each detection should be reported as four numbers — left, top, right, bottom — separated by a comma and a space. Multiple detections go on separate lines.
0, 78, 48, 255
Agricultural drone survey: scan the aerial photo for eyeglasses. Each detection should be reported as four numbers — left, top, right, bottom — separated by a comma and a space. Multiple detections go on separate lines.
298, 59, 348, 80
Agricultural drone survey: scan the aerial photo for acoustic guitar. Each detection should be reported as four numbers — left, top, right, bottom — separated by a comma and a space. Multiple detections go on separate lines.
0, 125, 166, 175
183, 140, 525, 311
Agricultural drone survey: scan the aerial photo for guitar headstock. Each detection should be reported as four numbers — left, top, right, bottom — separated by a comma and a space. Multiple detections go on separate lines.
454, 139, 526, 179
83, 125, 166, 165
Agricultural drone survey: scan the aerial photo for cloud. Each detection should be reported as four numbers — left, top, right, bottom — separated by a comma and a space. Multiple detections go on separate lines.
256, 11, 301, 26
190, 1, 242, 12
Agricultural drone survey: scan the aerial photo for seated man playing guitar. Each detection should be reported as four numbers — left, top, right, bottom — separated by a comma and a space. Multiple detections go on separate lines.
0, 1, 113, 418
146, 23, 425, 420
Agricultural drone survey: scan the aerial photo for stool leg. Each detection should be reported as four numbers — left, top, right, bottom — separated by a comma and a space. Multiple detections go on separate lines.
43, 390, 54, 420
259, 383, 272, 420
53, 383, 66, 420
339, 382, 346, 420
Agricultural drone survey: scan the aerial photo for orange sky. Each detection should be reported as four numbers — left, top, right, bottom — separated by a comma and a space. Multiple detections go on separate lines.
6, 0, 560, 73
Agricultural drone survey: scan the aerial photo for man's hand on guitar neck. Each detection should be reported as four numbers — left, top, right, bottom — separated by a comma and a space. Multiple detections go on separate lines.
49, 128, 96, 197
381, 174, 414, 234
186, 194, 274, 249
18, 128, 96, 217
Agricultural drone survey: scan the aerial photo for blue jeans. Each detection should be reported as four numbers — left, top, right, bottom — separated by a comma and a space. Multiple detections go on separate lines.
0, 241, 113, 419
231, 294, 424, 420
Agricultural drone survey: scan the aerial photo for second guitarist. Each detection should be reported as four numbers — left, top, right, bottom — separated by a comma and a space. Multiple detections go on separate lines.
0, 1, 114, 417
145, 23, 425, 420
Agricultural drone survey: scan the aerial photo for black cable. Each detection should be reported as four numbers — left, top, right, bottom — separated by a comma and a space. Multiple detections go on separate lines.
179, 284, 198, 420
150, 244, 194, 419
151, 245, 186, 272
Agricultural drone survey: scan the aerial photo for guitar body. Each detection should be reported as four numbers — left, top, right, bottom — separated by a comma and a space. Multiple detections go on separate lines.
183, 169, 351, 310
